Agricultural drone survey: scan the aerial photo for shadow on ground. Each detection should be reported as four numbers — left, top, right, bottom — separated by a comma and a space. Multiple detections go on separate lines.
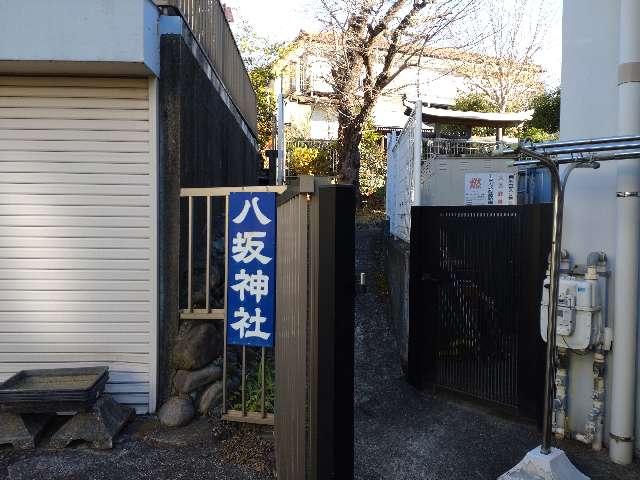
0, 416, 274, 480
354, 219, 640, 480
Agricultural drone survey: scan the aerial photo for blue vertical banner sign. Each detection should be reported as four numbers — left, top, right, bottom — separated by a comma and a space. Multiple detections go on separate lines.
226, 192, 277, 347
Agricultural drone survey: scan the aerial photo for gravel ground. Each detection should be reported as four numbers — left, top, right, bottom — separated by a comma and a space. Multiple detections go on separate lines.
353, 219, 640, 480
0, 416, 274, 480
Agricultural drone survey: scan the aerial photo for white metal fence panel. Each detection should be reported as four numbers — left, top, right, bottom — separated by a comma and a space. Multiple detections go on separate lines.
0, 76, 157, 414
385, 132, 396, 222
386, 102, 422, 242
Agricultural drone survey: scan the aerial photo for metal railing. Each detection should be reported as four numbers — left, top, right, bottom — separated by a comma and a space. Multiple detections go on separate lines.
423, 138, 512, 159
156, 0, 257, 132
180, 185, 285, 425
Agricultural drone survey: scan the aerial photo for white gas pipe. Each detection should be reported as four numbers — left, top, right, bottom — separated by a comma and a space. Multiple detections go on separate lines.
611, 0, 640, 465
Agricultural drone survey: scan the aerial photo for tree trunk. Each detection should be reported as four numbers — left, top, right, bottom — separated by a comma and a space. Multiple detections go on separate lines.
337, 121, 363, 198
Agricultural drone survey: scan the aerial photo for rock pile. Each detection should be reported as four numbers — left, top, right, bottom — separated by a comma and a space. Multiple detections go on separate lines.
159, 320, 227, 426
158, 218, 243, 427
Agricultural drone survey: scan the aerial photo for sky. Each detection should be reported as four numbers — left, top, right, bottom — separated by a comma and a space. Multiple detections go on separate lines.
225, 0, 563, 88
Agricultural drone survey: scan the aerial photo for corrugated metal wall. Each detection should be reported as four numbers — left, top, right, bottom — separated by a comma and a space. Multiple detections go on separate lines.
0, 76, 158, 414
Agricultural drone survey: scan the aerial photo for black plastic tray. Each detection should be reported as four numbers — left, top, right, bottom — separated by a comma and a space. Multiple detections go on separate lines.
0, 367, 108, 413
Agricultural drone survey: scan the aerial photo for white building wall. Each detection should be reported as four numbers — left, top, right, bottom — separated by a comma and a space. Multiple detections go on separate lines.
387, 59, 468, 107
0, 0, 160, 76
373, 96, 409, 131
284, 101, 338, 140
560, 0, 640, 454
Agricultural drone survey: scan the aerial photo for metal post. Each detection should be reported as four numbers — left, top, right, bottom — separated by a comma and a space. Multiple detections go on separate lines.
277, 76, 285, 185
519, 147, 563, 455
531, 134, 640, 151
222, 195, 229, 415
205, 196, 211, 311
187, 196, 193, 311
242, 346, 246, 417
261, 347, 266, 418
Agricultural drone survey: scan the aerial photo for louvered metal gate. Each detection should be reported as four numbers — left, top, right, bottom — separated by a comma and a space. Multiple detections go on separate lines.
408, 204, 552, 420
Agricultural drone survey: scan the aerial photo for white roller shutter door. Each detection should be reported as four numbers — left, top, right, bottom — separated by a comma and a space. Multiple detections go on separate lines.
0, 76, 157, 414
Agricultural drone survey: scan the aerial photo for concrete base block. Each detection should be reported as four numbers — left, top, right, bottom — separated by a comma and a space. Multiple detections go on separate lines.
49, 395, 135, 450
0, 413, 53, 450
498, 446, 590, 480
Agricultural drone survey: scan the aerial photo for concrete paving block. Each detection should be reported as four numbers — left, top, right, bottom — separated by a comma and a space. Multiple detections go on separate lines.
0, 413, 53, 450
49, 395, 135, 450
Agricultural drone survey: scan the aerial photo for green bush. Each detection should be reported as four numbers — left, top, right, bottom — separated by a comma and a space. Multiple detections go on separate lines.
231, 356, 275, 413
287, 146, 333, 176
286, 122, 386, 198
527, 88, 560, 133
519, 126, 558, 142
359, 123, 387, 197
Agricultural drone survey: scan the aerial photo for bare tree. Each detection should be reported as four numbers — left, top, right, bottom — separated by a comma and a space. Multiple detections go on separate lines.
315, 0, 477, 193
457, 0, 550, 132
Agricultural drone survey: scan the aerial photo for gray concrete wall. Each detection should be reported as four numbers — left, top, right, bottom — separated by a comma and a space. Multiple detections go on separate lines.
386, 233, 411, 372
157, 34, 259, 404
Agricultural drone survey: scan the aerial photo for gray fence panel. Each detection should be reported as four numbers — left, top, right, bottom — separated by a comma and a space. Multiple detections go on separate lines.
275, 193, 309, 480
275, 179, 355, 480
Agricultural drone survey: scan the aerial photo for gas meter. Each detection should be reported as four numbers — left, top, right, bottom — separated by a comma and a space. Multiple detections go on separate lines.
540, 267, 603, 350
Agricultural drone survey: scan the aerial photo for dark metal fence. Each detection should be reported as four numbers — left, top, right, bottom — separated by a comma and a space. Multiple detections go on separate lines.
156, 0, 257, 132
409, 204, 552, 420
275, 177, 355, 480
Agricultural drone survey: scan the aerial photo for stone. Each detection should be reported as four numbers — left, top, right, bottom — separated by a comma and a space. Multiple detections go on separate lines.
173, 321, 222, 370
0, 413, 53, 450
197, 381, 224, 415
49, 395, 135, 450
212, 237, 225, 254
174, 363, 223, 394
158, 395, 195, 427
210, 261, 224, 289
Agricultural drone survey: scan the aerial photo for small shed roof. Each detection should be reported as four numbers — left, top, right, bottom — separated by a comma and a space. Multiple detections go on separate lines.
405, 106, 533, 128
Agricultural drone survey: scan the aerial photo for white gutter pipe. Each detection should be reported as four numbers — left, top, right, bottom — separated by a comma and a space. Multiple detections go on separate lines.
610, 0, 640, 465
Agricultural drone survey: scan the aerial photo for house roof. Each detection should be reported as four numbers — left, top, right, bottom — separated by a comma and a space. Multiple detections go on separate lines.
291, 31, 479, 63
290, 31, 543, 74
